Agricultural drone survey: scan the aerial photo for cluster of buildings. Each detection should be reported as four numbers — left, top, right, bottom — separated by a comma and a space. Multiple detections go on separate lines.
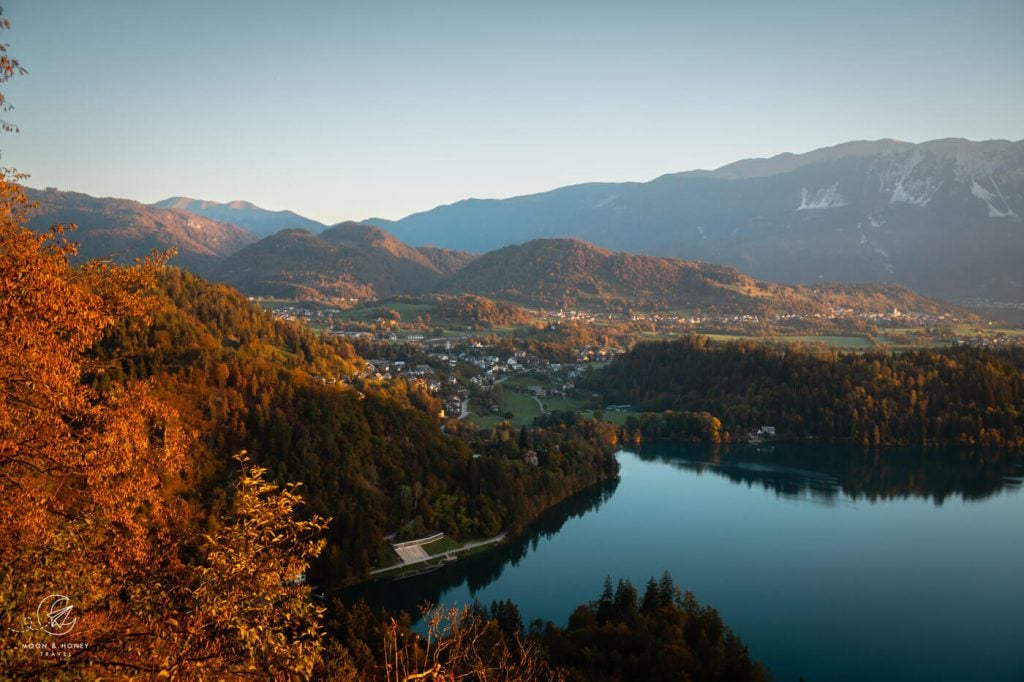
952, 333, 1024, 348
349, 335, 622, 420
626, 307, 961, 328
261, 303, 348, 324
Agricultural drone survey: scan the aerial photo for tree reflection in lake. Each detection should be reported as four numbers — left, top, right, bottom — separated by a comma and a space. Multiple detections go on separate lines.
342, 476, 619, 618
635, 442, 1024, 505
341, 445, 1024, 681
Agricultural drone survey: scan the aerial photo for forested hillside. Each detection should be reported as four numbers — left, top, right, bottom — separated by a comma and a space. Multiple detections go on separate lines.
95, 268, 620, 583
215, 222, 473, 299
590, 337, 1024, 447
25, 186, 257, 270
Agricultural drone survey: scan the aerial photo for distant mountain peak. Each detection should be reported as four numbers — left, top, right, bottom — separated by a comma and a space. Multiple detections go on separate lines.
152, 196, 326, 239
323, 220, 392, 238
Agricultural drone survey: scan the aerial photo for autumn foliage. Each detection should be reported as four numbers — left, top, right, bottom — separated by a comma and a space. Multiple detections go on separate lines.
0, 173, 328, 677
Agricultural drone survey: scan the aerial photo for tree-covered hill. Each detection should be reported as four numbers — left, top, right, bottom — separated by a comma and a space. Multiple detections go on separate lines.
95, 268, 620, 583
589, 336, 1024, 447
435, 236, 965, 315
215, 222, 474, 299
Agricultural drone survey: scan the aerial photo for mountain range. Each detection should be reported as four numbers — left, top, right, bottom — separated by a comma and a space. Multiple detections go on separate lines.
379, 138, 1024, 303
217, 228, 957, 318
24, 138, 1023, 314
22, 182, 971, 319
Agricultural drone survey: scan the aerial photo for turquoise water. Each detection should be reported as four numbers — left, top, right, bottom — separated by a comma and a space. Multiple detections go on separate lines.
348, 444, 1024, 681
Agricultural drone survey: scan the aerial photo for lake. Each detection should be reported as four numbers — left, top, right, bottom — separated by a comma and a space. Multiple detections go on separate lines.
347, 444, 1024, 681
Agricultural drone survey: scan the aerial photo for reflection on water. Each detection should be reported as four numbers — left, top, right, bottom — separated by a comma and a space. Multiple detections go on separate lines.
342, 476, 619, 615
636, 442, 1024, 505
343, 444, 1024, 681
346, 446, 1024, 616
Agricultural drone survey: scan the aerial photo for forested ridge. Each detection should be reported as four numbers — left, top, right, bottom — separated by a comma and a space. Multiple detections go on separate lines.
92, 268, 620, 583
590, 336, 1024, 447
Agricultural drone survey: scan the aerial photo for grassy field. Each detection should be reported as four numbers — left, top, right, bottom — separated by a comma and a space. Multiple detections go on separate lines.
702, 332, 879, 349
422, 536, 459, 556
466, 413, 504, 429
255, 298, 297, 308
777, 335, 876, 349
469, 387, 544, 428
502, 375, 547, 389
499, 390, 543, 426
542, 395, 585, 413
334, 301, 437, 322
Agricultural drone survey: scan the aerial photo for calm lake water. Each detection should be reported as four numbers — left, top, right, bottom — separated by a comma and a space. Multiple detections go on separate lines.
347, 444, 1024, 681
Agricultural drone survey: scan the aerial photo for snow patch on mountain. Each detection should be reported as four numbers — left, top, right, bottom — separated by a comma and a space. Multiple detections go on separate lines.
890, 177, 942, 206
877, 153, 941, 206
971, 178, 1020, 219
797, 183, 847, 210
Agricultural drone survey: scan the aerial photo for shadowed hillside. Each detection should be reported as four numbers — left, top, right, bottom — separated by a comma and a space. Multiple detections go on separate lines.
26, 187, 257, 270
216, 222, 473, 299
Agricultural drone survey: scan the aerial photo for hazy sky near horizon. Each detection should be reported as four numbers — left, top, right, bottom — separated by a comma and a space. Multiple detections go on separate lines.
3, 0, 1023, 223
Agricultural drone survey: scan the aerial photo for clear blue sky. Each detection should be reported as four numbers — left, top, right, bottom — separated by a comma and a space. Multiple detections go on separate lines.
3, 0, 1023, 223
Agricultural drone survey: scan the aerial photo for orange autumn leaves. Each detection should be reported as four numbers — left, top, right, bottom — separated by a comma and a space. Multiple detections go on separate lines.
0, 174, 328, 677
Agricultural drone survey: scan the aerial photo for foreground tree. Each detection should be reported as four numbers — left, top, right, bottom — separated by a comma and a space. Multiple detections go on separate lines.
0, 171, 330, 676
0, 170, 187, 673
379, 604, 561, 682
171, 454, 329, 678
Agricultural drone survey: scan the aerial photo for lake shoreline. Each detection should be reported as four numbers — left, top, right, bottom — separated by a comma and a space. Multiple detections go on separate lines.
344, 444, 1024, 681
